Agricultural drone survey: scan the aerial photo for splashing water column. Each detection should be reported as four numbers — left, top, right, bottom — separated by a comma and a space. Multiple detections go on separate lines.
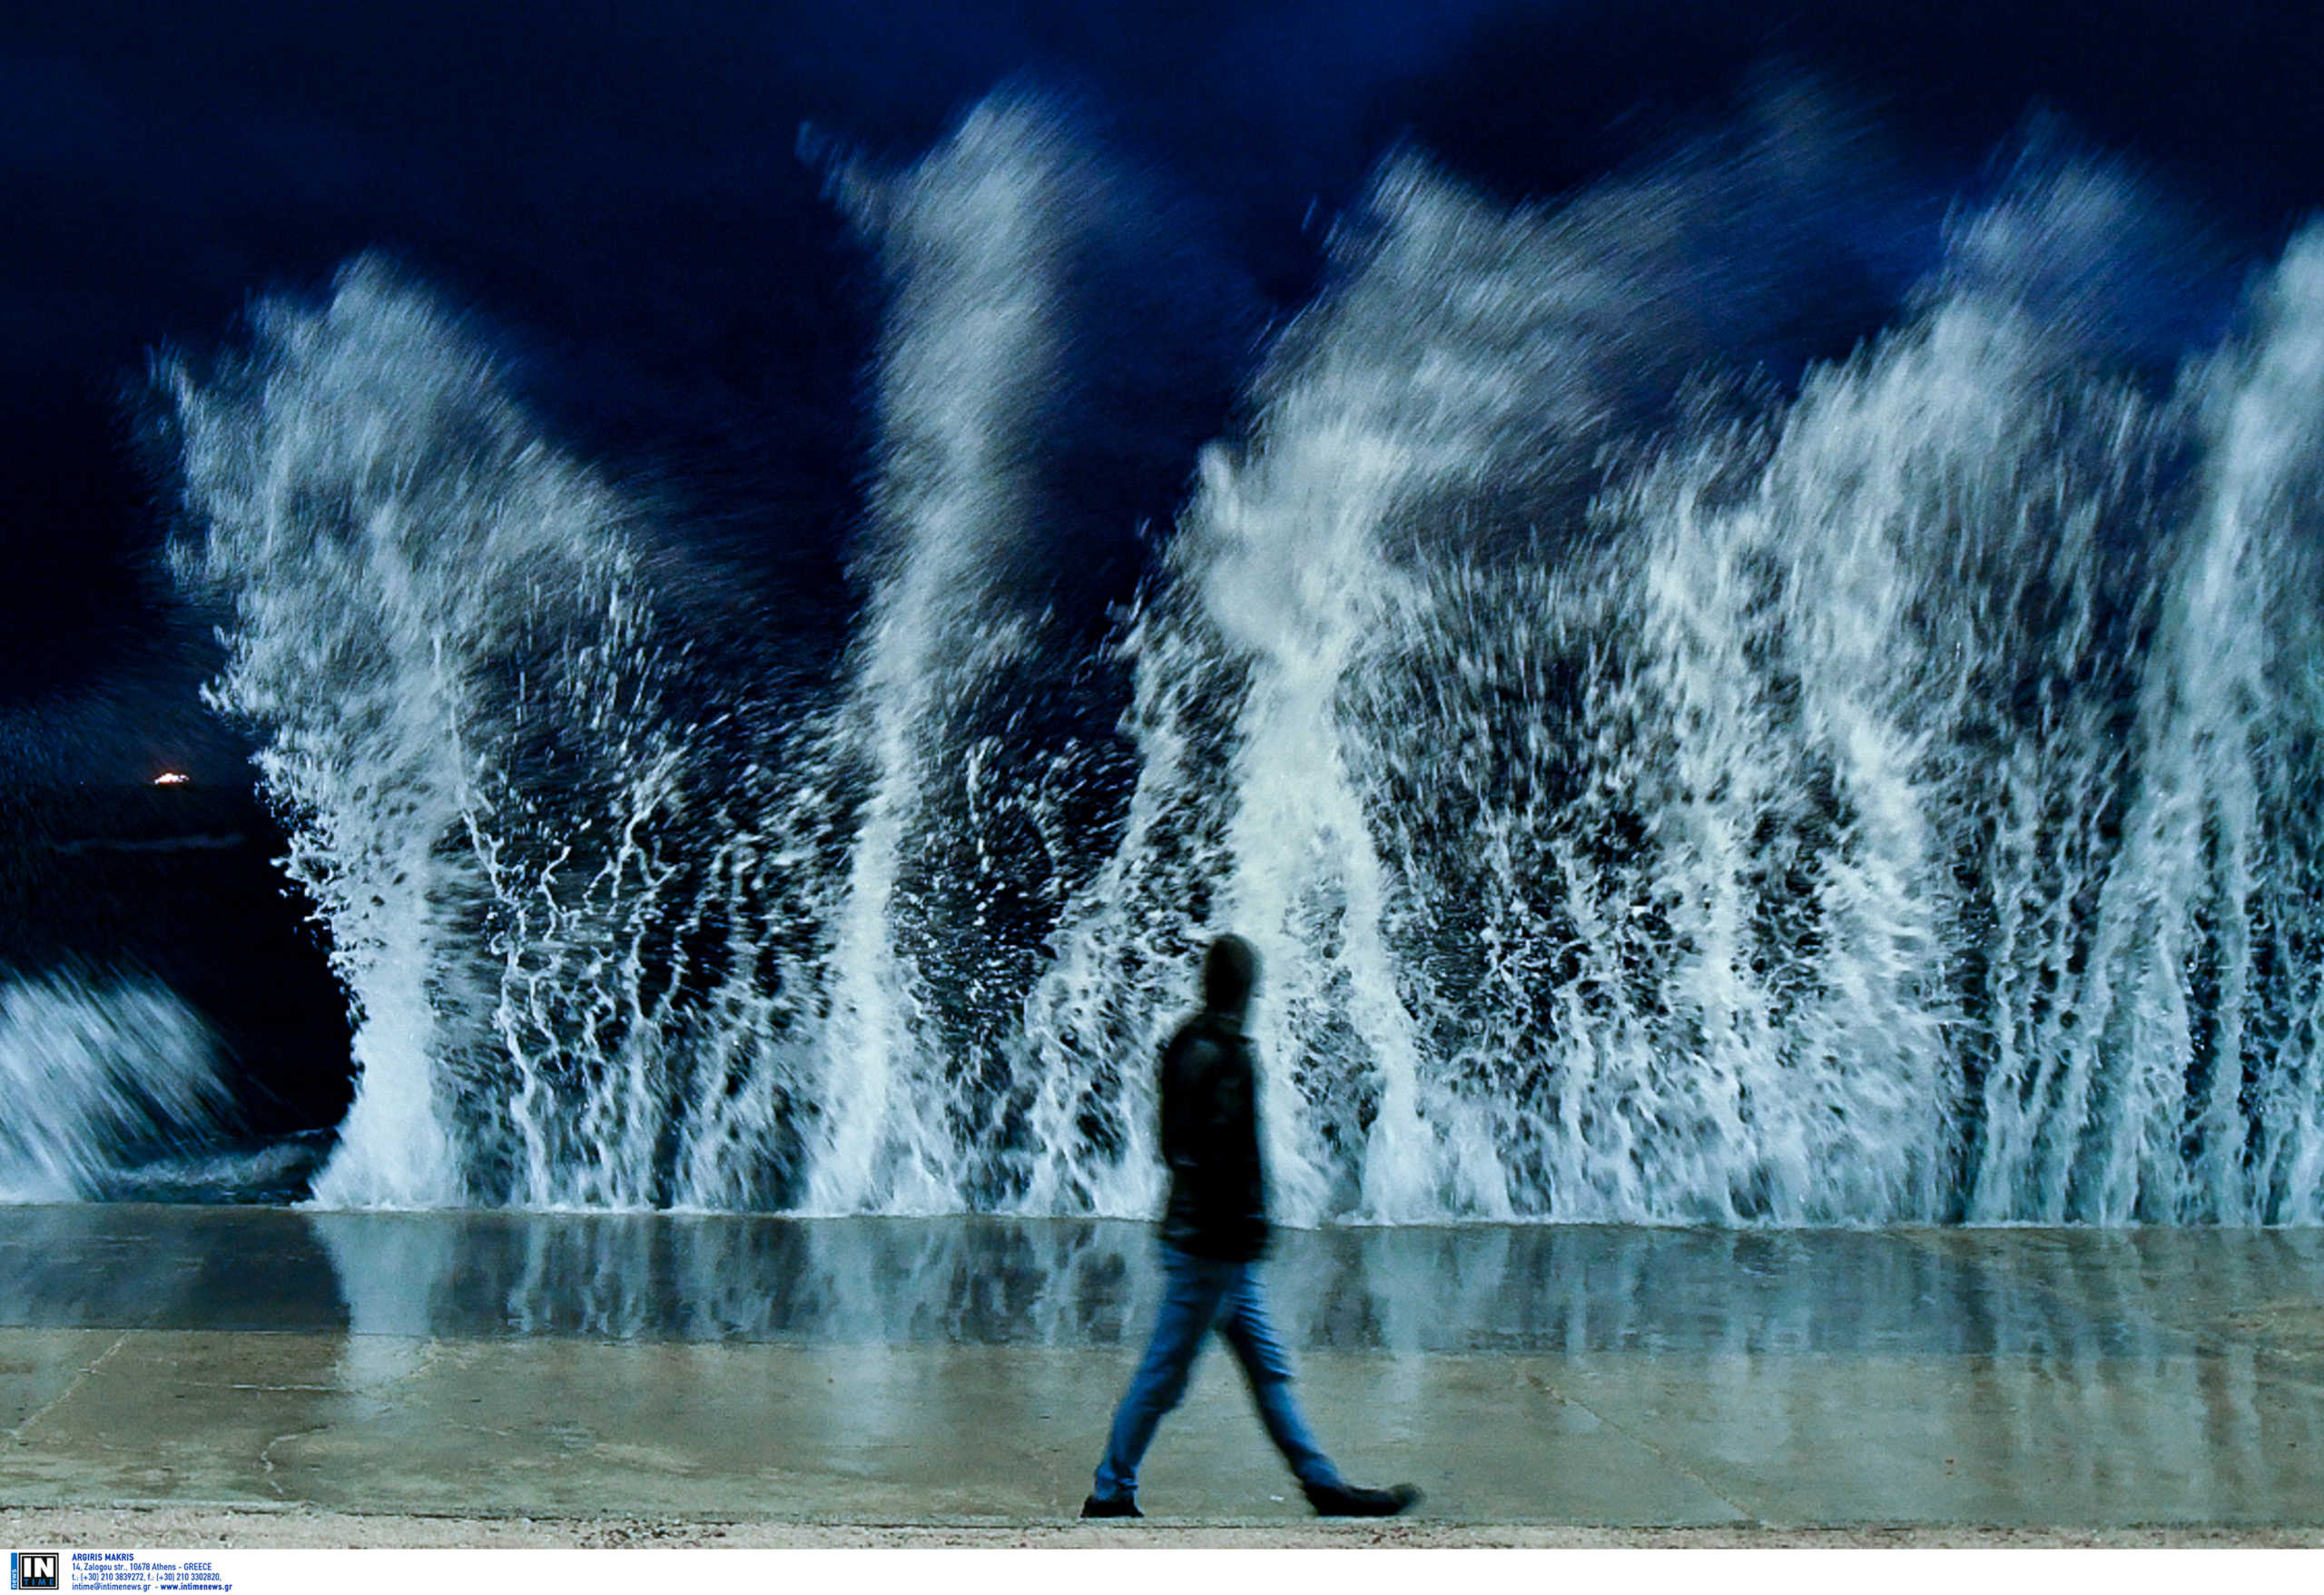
2089, 231, 2324, 1223
156, 102, 2324, 1226
1193, 429, 1446, 1224
170, 261, 691, 1208
806, 100, 1071, 1212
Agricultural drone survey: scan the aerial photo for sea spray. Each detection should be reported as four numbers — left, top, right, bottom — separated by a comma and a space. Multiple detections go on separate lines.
801, 100, 1071, 1211
1026, 150, 2324, 1226
2061, 231, 2324, 1223
0, 969, 232, 1201
161, 104, 2324, 1226
167, 259, 829, 1208
802, 96, 1172, 1211
1024, 128, 1930, 1225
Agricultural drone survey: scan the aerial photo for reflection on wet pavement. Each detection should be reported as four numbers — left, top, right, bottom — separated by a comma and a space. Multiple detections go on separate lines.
5, 1205, 2321, 1358
5, 1207, 2324, 1524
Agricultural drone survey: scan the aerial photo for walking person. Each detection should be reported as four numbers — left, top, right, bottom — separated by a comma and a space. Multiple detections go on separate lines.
1081, 933, 1422, 1520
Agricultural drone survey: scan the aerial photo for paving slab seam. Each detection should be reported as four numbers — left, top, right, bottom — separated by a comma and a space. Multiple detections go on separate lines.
226, 1383, 336, 1393
1512, 1365, 1757, 1526
256, 1423, 334, 1501
7, 1331, 132, 1446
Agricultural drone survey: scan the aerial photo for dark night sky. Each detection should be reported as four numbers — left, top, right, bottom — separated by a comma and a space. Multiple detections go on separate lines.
6, 0, 2324, 784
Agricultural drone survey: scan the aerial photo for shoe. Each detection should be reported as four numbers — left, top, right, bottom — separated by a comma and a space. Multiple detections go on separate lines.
1080, 1492, 1143, 1519
1305, 1481, 1423, 1517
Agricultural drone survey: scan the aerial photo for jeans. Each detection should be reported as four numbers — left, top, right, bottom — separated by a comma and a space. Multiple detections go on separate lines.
1091, 1242, 1343, 1501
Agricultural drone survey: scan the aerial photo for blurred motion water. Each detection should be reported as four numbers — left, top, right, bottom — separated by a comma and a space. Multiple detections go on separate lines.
155, 94, 2324, 1225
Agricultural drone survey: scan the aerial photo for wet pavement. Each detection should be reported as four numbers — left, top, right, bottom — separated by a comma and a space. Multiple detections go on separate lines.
4, 1205, 2323, 1527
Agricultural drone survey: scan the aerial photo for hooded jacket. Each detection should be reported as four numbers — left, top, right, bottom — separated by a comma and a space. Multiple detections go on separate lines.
1157, 1010, 1271, 1262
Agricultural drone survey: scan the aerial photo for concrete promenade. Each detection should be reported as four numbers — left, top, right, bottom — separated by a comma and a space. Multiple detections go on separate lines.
3, 1206, 2323, 1545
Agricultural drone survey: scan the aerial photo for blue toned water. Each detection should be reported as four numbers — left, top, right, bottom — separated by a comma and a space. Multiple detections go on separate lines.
73, 94, 2324, 1226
